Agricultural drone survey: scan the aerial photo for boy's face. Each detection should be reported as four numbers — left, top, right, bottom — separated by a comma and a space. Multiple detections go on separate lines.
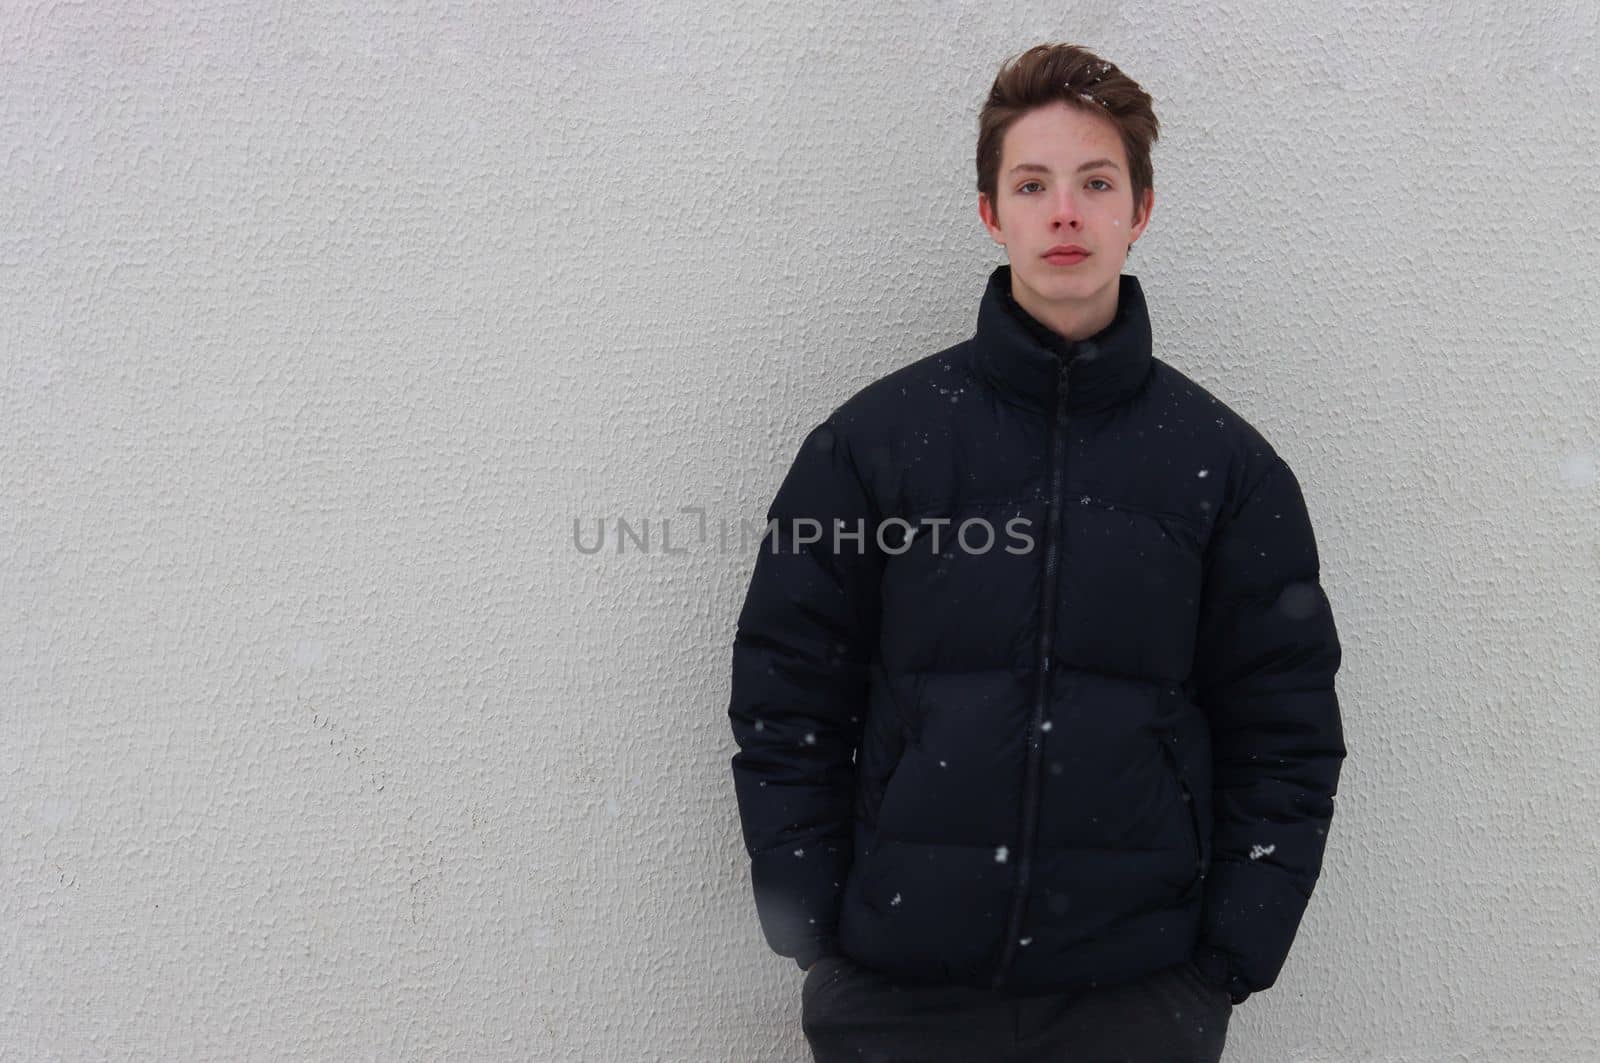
978, 101, 1153, 323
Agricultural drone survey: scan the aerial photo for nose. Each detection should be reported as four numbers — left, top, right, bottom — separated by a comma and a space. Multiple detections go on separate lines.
1051, 190, 1084, 229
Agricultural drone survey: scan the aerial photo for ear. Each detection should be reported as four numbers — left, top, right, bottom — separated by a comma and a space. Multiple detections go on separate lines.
1129, 187, 1155, 244
977, 193, 1005, 246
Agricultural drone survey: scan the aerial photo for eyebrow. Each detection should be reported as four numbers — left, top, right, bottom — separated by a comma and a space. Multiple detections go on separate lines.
1008, 158, 1122, 176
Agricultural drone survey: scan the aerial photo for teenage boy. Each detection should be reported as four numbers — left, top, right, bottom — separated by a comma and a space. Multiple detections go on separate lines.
728, 42, 1345, 1063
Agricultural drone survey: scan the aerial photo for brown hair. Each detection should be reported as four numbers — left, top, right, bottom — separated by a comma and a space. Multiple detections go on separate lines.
976, 44, 1160, 230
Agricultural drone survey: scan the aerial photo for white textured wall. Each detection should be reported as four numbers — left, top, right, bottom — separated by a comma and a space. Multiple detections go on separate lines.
3, 2, 1596, 1060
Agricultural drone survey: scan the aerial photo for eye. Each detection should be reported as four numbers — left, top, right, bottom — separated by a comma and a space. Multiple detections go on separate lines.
1018, 181, 1042, 194
1087, 178, 1112, 191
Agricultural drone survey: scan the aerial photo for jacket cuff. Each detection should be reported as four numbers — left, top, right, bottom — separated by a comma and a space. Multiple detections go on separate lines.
793, 937, 840, 972
1193, 943, 1253, 1006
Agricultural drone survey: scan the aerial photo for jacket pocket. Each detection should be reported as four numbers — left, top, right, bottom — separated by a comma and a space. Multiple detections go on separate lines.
1156, 729, 1204, 898
859, 674, 913, 836
872, 714, 913, 836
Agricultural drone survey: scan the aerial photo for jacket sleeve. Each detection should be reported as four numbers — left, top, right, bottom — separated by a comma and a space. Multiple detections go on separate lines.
1187, 454, 1346, 1006
728, 418, 885, 972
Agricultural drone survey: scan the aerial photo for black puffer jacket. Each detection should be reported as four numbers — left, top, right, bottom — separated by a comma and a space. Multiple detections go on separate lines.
728, 264, 1345, 1006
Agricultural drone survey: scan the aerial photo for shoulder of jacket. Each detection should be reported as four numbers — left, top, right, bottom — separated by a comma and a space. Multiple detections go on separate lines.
1148, 357, 1291, 500
821, 342, 970, 440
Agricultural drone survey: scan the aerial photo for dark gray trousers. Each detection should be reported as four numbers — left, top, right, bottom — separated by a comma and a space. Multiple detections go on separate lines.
801, 955, 1232, 1062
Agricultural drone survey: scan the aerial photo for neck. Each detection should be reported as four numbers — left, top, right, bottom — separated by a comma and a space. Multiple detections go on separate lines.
1008, 267, 1120, 342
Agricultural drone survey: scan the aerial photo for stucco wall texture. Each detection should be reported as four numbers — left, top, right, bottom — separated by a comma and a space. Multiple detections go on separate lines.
3, 2, 1597, 1061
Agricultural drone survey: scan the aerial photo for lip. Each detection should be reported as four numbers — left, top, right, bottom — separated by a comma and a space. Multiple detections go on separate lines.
1043, 246, 1090, 265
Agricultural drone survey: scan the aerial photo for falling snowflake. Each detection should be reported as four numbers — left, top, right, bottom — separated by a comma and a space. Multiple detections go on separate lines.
1019, 936, 1033, 946
890, 892, 903, 906
794, 848, 805, 858
1248, 843, 1276, 861
994, 845, 1009, 863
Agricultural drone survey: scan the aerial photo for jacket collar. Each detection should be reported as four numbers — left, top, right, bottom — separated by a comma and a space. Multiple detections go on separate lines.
971, 264, 1154, 413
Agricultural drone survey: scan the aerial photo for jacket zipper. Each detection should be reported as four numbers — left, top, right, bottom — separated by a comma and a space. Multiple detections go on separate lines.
992, 356, 1071, 989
